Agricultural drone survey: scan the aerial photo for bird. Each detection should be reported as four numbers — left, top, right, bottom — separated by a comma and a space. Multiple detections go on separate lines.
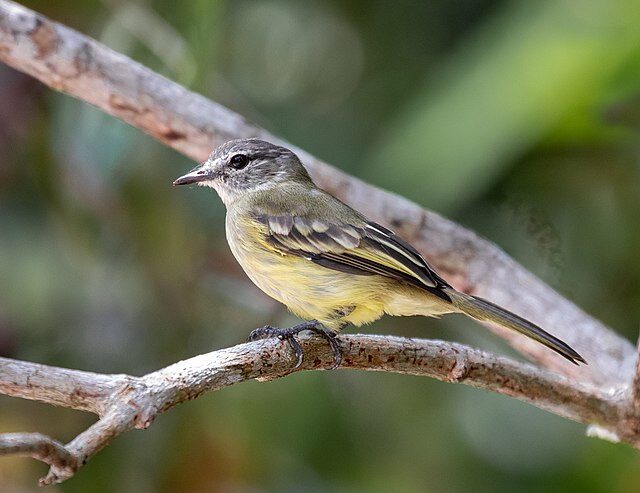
173, 138, 585, 368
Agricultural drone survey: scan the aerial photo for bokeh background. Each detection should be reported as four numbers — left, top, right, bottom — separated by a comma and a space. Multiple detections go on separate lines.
1, 0, 640, 491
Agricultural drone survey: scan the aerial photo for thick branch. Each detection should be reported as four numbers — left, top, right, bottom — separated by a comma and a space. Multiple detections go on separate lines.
0, 0, 633, 386
0, 334, 629, 484
0, 358, 126, 414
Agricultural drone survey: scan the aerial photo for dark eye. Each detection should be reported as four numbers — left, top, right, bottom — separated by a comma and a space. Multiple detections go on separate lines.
229, 154, 249, 169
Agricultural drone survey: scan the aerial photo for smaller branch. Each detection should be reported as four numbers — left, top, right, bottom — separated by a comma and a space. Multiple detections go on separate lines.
0, 433, 78, 485
0, 333, 633, 485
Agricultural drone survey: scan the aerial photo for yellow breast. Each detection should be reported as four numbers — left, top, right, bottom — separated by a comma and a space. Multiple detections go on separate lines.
225, 212, 387, 329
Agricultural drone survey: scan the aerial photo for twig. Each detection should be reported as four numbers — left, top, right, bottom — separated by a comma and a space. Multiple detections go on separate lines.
0, 433, 78, 485
0, 334, 630, 484
0, 0, 633, 385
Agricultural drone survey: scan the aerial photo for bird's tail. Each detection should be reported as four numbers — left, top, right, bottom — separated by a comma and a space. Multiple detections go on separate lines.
444, 289, 585, 365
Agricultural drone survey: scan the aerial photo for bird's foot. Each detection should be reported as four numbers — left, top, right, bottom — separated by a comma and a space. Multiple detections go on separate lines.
247, 320, 341, 370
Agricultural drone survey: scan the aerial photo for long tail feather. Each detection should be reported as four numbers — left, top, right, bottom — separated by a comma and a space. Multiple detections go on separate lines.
445, 289, 585, 365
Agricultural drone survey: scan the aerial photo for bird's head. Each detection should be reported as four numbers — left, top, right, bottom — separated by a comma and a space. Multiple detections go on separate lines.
173, 138, 312, 205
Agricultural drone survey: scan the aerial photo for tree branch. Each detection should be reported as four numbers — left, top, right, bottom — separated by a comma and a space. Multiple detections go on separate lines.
0, 357, 126, 414
0, 334, 630, 484
0, 0, 633, 385
0, 0, 639, 485
0, 433, 78, 485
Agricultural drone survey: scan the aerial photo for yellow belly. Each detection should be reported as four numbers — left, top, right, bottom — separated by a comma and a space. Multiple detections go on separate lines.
238, 245, 388, 328
225, 212, 452, 330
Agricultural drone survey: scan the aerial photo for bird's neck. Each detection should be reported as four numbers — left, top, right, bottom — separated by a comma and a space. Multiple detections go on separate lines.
225, 180, 318, 213
222, 179, 315, 208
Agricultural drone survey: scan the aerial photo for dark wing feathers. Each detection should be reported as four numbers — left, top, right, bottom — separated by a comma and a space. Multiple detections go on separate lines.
311, 253, 377, 276
255, 214, 451, 301
363, 222, 451, 289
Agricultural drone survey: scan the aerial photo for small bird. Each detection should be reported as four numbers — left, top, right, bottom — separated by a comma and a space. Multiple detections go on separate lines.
174, 139, 585, 368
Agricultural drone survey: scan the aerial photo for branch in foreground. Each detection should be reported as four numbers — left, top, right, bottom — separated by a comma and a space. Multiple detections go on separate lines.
0, 0, 634, 385
0, 334, 629, 484
0, 433, 77, 485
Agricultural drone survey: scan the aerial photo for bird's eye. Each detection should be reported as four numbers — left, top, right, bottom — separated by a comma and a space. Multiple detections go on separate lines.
229, 154, 249, 169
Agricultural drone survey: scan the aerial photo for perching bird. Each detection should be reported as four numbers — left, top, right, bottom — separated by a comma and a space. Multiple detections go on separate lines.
173, 139, 584, 368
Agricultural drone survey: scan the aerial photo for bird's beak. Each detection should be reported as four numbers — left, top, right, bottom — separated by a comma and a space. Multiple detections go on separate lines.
172, 166, 216, 186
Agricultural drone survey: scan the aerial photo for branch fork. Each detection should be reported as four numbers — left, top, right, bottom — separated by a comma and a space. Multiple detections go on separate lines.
0, 334, 634, 485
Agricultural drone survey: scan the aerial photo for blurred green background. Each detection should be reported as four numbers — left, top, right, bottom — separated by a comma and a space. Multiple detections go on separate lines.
1, 0, 640, 491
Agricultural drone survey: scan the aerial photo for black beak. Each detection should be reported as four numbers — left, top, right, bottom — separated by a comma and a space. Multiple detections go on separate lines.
172, 168, 215, 186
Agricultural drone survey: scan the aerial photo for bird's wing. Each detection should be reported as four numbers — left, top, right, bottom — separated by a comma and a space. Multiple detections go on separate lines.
254, 214, 451, 300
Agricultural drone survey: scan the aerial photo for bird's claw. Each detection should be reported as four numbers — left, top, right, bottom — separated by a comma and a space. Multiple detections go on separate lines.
247, 321, 341, 370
